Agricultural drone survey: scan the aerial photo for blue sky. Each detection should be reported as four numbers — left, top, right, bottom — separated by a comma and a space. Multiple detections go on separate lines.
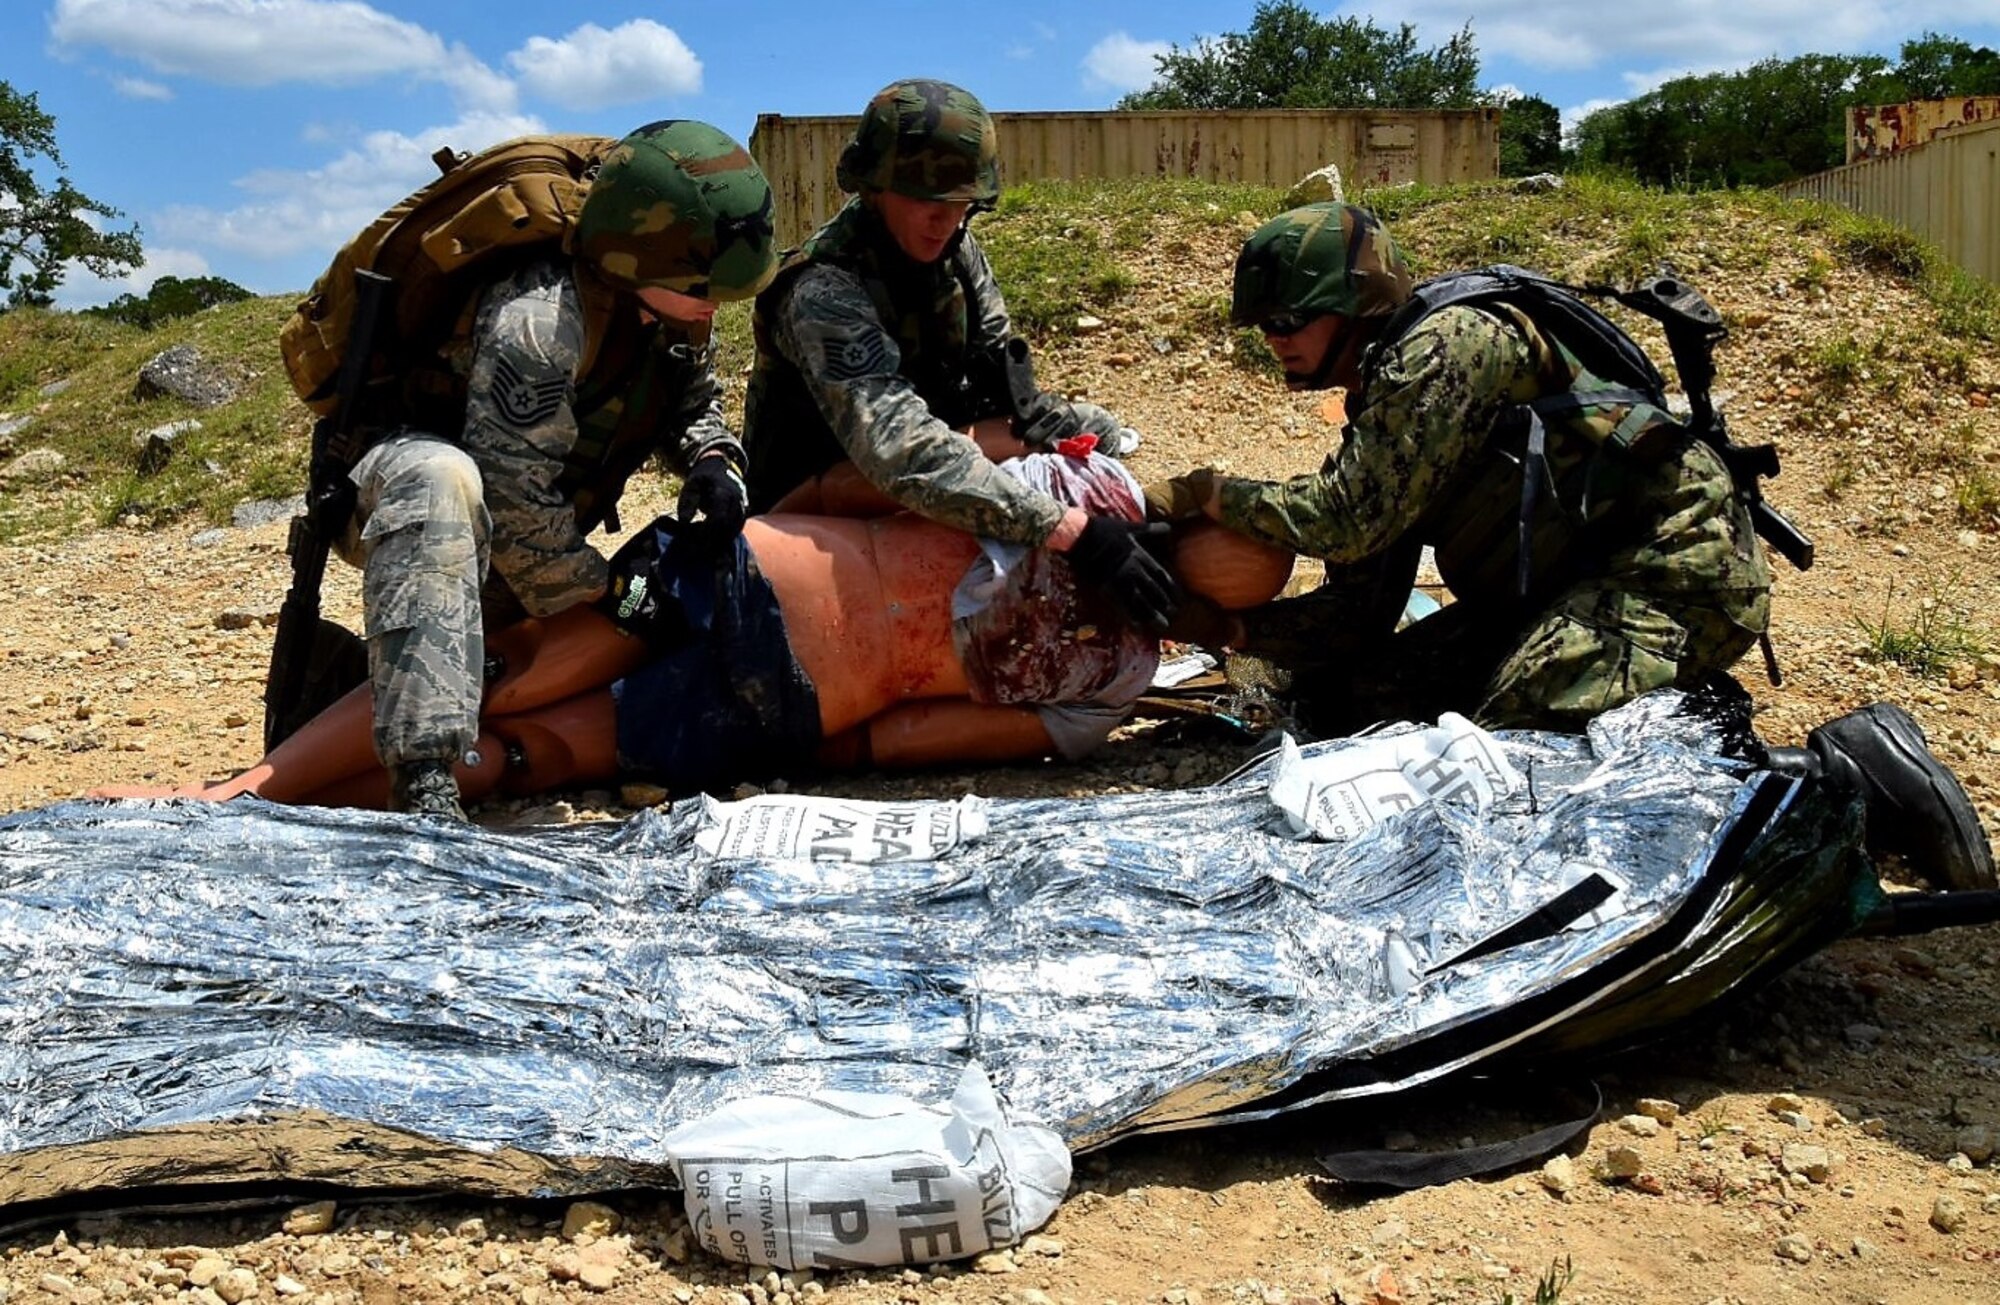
5, 0, 1997, 307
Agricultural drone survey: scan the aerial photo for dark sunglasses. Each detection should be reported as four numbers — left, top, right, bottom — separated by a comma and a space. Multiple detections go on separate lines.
1260, 312, 1320, 337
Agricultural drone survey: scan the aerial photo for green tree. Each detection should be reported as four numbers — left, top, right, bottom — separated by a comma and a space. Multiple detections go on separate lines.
1572, 54, 1884, 186
86, 274, 252, 328
1, 80, 143, 309
1494, 92, 1564, 176
1572, 33, 2000, 189
1859, 32, 2000, 102
1118, 2, 1481, 110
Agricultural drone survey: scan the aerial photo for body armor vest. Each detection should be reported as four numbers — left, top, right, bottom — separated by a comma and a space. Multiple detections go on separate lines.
742, 199, 981, 511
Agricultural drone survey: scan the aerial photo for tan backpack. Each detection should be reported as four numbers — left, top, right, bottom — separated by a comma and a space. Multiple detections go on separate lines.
279, 134, 619, 418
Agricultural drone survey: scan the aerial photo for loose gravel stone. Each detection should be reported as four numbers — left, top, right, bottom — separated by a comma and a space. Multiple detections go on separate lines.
1635, 1098, 1680, 1124
563, 1201, 621, 1240
282, 1200, 337, 1235
1931, 1194, 1968, 1233
1774, 1234, 1813, 1263
1781, 1144, 1832, 1181
1540, 1155, 1575, 1194
1600, 1147, 1644, 1179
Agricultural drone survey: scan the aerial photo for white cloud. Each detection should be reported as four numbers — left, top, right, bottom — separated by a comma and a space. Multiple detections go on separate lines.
49, 0, 515, 110
505, 20, 701, 111
151, 110, 546, 267
1083, 32, 1172, 93
53, 246, 211, 311
1562, 97, 1624, 136
110, 75, 173, 101
1336, 0, 1968, 72
53, 0, 442, 83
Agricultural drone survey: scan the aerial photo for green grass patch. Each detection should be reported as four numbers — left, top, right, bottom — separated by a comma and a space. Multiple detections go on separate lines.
1957, 465, 2000, 529
1501, 1255, 1575, 1305
1854, 580, 1985, 677
1810, 333, 1867, 390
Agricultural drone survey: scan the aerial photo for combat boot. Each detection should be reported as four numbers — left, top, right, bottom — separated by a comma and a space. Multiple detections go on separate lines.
1769, 703, 1996, 892
390, 758, 467, 822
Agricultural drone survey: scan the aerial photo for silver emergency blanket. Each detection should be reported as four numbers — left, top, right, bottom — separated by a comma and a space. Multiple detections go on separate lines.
0, 692, 1870, 1214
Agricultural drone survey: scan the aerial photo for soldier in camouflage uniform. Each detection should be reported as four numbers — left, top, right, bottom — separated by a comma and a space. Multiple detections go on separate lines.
1147, 202, 1772, 734
743, 78, 1179, 634
336, 120, 778, 818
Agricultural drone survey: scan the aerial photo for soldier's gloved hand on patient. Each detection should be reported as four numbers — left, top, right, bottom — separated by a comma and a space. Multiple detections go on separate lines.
1143, 469, 1221, 523
675, 454, 748, 548
1013, 389, 1090, 449
1065, 516, 1182, 634
597, 523, 695, 651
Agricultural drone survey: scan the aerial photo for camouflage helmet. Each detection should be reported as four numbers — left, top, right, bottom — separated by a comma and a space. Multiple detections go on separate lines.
1230, 203, 1413, 329
835, 79, 1001, 202
575, 119, 778, 302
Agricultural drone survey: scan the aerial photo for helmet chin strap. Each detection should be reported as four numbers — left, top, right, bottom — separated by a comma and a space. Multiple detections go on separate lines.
941, 199, 990, 261
1284, 318, 1352, 392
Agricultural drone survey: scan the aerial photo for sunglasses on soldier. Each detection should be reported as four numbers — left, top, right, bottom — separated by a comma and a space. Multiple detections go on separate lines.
1260, 312, 1320, 338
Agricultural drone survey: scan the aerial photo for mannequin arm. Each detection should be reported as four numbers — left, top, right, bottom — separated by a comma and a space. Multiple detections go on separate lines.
766, 420, 1032, 518
848, 699, 1058, 769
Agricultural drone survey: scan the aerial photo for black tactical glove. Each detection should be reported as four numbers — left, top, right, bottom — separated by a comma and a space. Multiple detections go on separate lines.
676, 455, 748, 547
1065, 516, 1182, 634
1015, 390, 1088, 449
598, 522, 693, 651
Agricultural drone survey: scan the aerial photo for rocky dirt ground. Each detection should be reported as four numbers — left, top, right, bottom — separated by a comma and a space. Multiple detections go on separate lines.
2, 199, 1999, 1304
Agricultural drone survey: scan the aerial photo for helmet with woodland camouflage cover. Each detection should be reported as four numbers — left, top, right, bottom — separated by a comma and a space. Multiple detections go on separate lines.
575, 119, 778, 302
1230, 203, 1413, 329
835, 79, 1002, 202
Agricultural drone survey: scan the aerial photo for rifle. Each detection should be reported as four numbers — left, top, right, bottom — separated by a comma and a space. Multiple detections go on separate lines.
1617, 274, 1816, 572
263, 269, 394, 751
993, 335, 1086, 447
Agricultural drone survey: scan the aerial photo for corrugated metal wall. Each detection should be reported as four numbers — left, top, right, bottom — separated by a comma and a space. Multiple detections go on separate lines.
750, 108, 1500, 244
1783, 119, 2000, 284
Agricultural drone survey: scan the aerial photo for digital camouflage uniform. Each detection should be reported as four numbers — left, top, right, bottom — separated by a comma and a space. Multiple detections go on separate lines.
741, 79, 1121, 545
335, 120, 776, 770
1201, 204, 1769, 733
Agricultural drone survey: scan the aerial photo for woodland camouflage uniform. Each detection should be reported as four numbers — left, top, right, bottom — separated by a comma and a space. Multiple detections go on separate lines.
1189, 204, 1771, 732
741, 79, 1122, 543
339, 120, 776, 776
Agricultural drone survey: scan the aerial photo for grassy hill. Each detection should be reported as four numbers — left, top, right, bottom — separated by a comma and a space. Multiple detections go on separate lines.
0, 174, 1993, 548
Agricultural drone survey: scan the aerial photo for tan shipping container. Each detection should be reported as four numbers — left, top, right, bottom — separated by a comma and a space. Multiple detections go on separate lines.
751, 107, 1501, 245
1786, 118, 2000, 285
1848, 97, 2000, 163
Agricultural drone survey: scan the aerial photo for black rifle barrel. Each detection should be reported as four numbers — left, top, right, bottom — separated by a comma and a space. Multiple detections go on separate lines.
262, 269, 396, 751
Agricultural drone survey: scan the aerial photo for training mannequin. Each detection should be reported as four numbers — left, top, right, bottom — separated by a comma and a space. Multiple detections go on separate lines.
101, 453, 1291, 812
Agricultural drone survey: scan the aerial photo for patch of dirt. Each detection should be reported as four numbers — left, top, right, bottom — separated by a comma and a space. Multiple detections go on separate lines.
4, 205, 2000, 1304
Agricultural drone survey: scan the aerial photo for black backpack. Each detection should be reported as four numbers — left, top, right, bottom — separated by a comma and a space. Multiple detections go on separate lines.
1373, 264, 1813, 594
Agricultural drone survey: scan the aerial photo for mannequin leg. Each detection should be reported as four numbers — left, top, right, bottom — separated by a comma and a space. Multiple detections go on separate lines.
482, 692, 621, 797
298, 693, 622, 806
297, 729, 513, 811
99, 681, 385, 803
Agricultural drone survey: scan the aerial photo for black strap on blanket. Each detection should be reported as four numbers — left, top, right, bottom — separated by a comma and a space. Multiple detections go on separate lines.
1317, 1083, 1602, 1190
1426, 873, 1621, 974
